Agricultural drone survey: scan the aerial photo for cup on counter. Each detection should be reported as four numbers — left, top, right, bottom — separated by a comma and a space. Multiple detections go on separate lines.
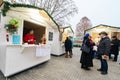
24, 43, 28, 45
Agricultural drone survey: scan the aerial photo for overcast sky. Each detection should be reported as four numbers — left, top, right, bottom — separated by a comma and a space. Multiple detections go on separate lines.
70, 0, 120, 30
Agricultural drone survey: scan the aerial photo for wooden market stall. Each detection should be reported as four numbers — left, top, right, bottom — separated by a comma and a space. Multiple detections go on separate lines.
85, 24, 120, 43
0, 1, 61, 77
51, 26, 74, 56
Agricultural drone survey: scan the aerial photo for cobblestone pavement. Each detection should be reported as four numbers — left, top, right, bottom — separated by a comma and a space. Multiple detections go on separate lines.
0, 48, 120, 80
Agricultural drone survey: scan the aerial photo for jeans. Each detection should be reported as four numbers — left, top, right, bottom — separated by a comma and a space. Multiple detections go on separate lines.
99, 55, 108, 72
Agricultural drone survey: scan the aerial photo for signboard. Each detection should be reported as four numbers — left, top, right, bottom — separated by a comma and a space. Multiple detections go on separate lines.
74, 38, 83, 41
12, 34, 20, 44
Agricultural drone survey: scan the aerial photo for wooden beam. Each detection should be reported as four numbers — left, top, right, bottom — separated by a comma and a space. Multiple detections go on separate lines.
0, 0, 3, 7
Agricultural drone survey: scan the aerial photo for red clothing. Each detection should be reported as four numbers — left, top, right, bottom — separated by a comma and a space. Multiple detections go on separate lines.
24, 34, 36, 44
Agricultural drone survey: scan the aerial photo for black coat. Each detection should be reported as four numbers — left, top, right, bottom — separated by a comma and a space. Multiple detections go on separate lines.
110, 39, 119, 55
65, 39, 72, 51
80, 38, 95, 67
97, 37, 111, 56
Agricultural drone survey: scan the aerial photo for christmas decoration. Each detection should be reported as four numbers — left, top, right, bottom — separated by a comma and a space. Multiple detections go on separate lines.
4, 18, 19, 34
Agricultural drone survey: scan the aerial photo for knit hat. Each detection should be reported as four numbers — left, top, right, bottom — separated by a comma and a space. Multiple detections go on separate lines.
84, 33, 90, 38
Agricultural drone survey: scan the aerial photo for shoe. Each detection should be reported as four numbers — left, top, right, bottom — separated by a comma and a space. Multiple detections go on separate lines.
97, 69, 102, 71
101, 71, 108, 75
113, 60, 117, 62
84, 67, 91, 70
81, 65, 85, 68
69, 55, 72, 58
71, 53, 73, 55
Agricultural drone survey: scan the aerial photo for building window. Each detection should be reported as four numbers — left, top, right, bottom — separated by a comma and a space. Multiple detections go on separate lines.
48, 32, 53, 41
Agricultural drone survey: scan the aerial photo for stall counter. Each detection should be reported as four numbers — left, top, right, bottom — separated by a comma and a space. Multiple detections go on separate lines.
0, 44, 51, 77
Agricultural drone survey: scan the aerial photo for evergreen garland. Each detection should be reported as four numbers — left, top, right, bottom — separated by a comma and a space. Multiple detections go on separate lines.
1, 1, 59, 30
1, 2, 11, 16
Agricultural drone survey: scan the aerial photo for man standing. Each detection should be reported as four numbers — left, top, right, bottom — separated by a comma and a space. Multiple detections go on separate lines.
65, 37, 72, 58
97, 31, 111, 75
109, 36, 119, 62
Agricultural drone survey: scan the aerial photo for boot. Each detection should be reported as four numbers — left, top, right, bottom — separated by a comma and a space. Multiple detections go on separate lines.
81, 64, 85, 68
65, 53, 68, 58
69, 52, 72, 58
69, 54, 72, 58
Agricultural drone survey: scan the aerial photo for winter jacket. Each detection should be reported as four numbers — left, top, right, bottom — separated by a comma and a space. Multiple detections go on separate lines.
97, 37, 111, 56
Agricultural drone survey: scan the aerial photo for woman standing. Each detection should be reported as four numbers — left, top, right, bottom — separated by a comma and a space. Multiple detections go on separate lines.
80, 33, 95, 70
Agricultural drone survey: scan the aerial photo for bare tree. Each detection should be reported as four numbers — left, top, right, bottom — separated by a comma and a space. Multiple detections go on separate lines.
76, 17, 92, 39
7, 0, 78, 25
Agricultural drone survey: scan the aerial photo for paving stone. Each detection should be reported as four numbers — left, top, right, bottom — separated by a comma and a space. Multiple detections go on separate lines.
0, 48, 120, 80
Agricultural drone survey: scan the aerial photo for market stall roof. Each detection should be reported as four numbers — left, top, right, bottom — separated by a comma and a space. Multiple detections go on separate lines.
85, 24, 120, 32
0, 1, 60, 31
60, 26, 74, 34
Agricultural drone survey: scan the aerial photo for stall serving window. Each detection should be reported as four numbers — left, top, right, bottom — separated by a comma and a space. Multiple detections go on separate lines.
23, 21, 46, 44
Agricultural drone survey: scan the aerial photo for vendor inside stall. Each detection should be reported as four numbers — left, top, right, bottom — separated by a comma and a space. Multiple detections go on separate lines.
24, 29, 36, 44
23, 21, 46, 45
41, 34, 46, 44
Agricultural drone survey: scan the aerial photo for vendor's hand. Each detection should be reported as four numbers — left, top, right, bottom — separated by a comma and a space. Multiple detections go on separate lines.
28, 40, 31, 42
111, 44, 114, 45
102, 55, 109, 60
31, 39, 34, 41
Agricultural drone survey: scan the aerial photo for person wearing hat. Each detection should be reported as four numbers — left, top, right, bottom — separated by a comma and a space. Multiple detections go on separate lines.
97, 31, 111, 75
109, 36, 119, 62
80, 33, 95, 70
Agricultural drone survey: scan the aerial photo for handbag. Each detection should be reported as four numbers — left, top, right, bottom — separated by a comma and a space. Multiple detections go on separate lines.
81, 40, 90, 53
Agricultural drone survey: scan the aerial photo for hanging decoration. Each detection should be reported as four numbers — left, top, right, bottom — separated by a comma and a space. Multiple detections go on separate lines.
4, 18, 19, 34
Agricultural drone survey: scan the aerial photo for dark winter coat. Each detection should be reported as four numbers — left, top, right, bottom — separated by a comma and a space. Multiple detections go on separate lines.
80, 38, 95, 67
97, 37, 111, 56
65, 39, 72, 51
110, 39, 119, 55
